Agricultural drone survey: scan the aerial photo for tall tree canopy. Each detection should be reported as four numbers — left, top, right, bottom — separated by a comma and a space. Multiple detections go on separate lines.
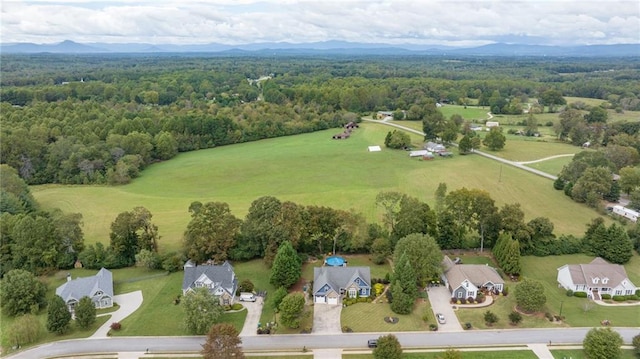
393, 233, 443, 286
184, 201, 241, 263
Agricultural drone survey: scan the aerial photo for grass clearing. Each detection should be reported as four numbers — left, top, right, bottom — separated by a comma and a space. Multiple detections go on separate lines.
341, 299, 431, 332
551, 349, 637, 359
525, 156, 574, 177
33, 124, 610, 252
520, 254, 640, 328
345, 350, 539, 358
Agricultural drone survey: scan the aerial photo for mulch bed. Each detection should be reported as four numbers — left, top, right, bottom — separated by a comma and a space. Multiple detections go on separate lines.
384, 316, 399, 324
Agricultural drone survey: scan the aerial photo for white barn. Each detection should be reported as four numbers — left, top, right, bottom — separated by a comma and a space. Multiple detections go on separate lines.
612, 205, 639, 222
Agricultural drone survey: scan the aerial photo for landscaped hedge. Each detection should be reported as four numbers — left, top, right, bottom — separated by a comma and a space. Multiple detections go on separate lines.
601, 294, 611, 300
612, 295, 626, 301
574, 291, 588, 298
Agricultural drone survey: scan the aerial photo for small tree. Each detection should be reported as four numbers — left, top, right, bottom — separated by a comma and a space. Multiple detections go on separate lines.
373, 334, 402, 359
514, 279, 547, 313
183, 287, 223, 335
583, 327, 623, 359
483, 127, 506, 151
0, 269, 47, 316
484, 310, 498, 326
269, 286, 289, 312
201, 323, 245, 359
439, 348, 463, 359
47, 296, 71, 334
75, 296, 96, 329
269, 241, 301, 289
238, 279, 255, 294
278, 292, 305, 329
508, 311, 522, 325
632, 333, 640, 357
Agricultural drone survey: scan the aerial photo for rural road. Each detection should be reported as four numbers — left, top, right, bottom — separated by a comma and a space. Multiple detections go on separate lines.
361, 118, 562, 180
6, 328, 639, 359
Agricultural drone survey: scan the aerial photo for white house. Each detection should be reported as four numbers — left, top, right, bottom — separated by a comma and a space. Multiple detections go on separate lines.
557, 257, 638, 300
485, 121, 499, 129
612, 205, 639, 222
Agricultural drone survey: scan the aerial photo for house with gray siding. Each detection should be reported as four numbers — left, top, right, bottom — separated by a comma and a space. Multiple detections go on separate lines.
441, 256, 504, 300
55, 268, 114, 312
313, 266, 371, 305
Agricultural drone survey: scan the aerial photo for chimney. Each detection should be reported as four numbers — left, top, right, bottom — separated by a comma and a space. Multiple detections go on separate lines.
66, 273, 71, 282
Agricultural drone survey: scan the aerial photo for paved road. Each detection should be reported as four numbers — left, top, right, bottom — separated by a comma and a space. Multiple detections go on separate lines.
360, 118, 559, 180
6, 328, 639, 358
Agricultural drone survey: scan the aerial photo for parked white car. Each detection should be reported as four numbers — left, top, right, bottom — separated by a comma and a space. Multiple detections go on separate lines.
436, 313, 446, 324
239, 292, 256, 302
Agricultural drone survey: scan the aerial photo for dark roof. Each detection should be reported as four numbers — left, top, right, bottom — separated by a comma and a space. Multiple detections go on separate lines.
182, 261, 237, 296
56, 268, 113, 303
313, 266, 370, 294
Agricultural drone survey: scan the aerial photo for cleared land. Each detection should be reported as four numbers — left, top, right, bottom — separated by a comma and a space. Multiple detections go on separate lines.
33, 123, 610, 252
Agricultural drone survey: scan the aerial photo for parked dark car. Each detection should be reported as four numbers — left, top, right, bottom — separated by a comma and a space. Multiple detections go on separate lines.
367, 339, 378, 348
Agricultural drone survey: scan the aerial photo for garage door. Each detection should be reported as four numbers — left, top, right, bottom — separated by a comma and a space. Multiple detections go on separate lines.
327, 296, 338, 305
315, 296, 326, 304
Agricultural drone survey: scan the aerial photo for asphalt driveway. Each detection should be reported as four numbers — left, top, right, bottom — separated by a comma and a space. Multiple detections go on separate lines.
312, 303, 342, 334
428, 286, 463, 332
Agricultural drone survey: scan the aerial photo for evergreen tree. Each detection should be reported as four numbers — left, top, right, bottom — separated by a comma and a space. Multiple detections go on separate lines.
514, 279, 546, 313
603, 223, 634, 264
74, 296, 96, 329
390, 252, 417, 314
270, 241, 301, 288
47, 296, 71, 334
583, 327, 623, 359
373, 334, 402, 359
278, 292, 305, 329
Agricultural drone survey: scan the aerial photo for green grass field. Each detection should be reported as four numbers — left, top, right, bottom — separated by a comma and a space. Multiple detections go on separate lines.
525, 156, 575, 177
32, 123, 610, 253
345, 350, 538, 359
551, 349, 637, 359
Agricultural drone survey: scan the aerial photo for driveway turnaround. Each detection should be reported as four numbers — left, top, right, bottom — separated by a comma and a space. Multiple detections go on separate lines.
240, 297, 264, 336
428, 286, 463, 332
312, 303, 342, 334
91, 290, 143, 338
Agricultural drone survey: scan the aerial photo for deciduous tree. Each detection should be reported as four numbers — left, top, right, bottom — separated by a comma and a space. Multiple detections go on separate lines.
483, 127, 506, 151
184, 201, 241, 263
393, 233, 443, 286
514, 279, 546, 313
201, 323, 245, 359
373, 334, 402, 359
0, 269, 47, 316
583, 327, 623, 359
278, 292, 305, 329
183, 287, 223, 335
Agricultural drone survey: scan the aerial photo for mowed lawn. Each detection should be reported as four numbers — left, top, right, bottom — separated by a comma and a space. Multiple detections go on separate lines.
520, 254, 640, 328
341, 299, 433, 332
33, 123, 610, 251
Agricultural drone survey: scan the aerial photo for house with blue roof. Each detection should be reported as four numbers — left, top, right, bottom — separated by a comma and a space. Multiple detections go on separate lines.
182, 260, 238, 305
313, 266, 371, 305
55, 268, 114, 312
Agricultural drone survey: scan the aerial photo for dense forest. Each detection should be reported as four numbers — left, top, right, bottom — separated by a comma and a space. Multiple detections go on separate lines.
1, 54, 639, 185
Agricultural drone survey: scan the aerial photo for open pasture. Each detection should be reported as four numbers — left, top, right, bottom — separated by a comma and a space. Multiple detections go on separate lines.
33, 123, 608, 251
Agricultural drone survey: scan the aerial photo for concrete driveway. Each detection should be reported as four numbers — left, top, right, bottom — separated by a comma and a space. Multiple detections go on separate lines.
240, 297, 264, 336
91, 290, 143, 338
428, 286, 463, 332
312, 303, 342, 334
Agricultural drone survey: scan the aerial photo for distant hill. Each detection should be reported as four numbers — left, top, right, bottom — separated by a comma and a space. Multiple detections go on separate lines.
1, 40, 638, 57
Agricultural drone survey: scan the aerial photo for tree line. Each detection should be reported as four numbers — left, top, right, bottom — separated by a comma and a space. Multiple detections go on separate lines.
2, 54, 638, 185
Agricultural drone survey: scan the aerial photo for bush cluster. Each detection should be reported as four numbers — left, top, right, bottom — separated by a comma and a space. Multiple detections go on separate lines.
110, 322, 121, 331
565, 289, 574, 297
574, 291, 588, 298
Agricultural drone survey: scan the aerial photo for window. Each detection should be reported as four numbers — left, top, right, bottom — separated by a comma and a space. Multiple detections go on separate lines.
626, 290, 633, 295
457, 292, 463, 298
615, 290, 622, 295
348, 288, 357, 298
592, 277, 599, 284
602, 278, 609, 284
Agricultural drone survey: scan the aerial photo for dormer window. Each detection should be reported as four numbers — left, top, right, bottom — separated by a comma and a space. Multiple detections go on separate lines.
602, 278, 609, 284
592, 277, 599, 284
95, 291, 103, 296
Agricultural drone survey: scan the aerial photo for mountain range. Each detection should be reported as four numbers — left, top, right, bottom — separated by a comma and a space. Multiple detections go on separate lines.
1, 40, 639, 57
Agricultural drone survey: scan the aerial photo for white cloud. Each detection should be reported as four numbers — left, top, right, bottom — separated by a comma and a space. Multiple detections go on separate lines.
1, 0, 638, 45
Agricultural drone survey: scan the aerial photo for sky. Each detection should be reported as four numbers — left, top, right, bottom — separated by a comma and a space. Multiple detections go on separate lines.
1, 0, 639, 46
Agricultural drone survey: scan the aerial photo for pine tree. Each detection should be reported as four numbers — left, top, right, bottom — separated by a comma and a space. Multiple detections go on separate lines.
47, 296, 71, 334
269, 241, 301, 288
604, 223, 633, 264
390, 252, 417, 314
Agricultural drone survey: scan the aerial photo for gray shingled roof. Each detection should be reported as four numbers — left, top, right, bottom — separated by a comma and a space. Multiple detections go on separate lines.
55, 268, 113, 303
566, 257, 630, 287
313, 266, 371, 295
443, 256, 504, 289
182, 261, 237, 296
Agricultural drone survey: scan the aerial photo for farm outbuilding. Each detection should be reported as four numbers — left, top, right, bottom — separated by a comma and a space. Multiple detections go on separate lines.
409, 150, 431, 157
612, 205, 639, 222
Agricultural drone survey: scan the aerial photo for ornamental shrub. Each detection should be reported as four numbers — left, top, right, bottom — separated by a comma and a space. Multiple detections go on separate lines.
612, 295, 626, 301
574, 291, 588, 298
601, 294, 611, 300
566, 289, 574, 297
